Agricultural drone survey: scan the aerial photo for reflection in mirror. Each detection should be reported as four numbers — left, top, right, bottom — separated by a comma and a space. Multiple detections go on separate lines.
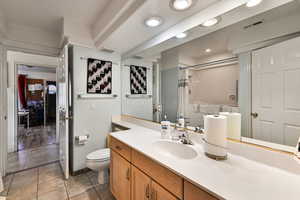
121, 1, 300, 147
120, 58, 155, 121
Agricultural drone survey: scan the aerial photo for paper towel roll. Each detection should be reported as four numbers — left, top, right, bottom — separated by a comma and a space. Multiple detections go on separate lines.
204, 115, 227, 158
219, 112, 241, 140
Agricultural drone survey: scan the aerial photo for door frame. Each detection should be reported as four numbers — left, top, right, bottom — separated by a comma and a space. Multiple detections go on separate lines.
0, 45, 59, 176
0, 44, 8, 176
13, 62, 57, 152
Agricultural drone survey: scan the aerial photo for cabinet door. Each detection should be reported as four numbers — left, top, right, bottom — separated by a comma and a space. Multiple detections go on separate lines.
151, 181, 178, 200
184, 181, 218, 200
110, 150, 131, 200
131, 166, 151, 200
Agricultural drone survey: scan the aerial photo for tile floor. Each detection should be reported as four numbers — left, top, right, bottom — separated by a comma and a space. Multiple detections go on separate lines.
18, 125, 56, 151
1, 162, 115, 200
7, 144, 59, 174
7, 124, 58, 174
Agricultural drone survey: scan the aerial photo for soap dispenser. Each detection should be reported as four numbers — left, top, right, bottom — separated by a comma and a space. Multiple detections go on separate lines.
161, 114, 171, 139
178, 115, 185, 128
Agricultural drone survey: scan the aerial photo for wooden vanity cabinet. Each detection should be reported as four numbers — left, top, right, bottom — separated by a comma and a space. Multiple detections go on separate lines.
110, 150, 131, 200
184, 181, 218, 200
151, 181, 178, 200
110, 137, 132, 161
110, 136, 218, 200
131, 166, 178, 200
131, 166, 151, 200
132, 150, 183, 199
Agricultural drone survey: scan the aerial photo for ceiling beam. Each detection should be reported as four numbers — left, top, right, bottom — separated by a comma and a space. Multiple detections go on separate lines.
92, 0, 146, 49
122, 0, 249, 58
135, 0, 294, 59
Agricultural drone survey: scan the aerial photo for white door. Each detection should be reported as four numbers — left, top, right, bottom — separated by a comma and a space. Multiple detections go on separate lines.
58, 45, 70, 179
252, 37, 300, 146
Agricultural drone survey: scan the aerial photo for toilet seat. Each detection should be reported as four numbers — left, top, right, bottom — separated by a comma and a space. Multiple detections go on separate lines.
86, 148, 110, 162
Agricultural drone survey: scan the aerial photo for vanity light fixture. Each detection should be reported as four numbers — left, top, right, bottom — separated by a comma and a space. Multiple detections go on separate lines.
205, 48, 211, 53
246, 0, 262, 7
175, 32, 187, 39
144, 16, 163, 27
201, 17, 220, 27
170, 0, 195, 11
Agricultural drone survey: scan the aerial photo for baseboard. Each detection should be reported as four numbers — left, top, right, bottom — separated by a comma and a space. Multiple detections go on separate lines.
70, 167, 91, 176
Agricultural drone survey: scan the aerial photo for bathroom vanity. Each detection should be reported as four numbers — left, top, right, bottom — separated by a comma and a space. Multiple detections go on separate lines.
109, 116, 300, 200
110, 135, 216, 200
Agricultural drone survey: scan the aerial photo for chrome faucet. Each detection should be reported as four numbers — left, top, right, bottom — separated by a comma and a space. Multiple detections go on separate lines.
180, 123, 193, 145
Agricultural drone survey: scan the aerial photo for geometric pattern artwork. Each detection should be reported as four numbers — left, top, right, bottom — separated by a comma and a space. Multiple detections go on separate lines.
87, 58, 112, 94
130, 65, 147, 94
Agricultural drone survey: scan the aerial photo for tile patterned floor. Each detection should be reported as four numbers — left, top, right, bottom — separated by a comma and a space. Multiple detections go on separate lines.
7, 144, 59, 174
1, 162, 115, 200
18, 125, 56, 151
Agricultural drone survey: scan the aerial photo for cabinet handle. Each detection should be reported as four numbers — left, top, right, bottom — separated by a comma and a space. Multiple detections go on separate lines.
145, 184, 150, 199
126, 168, 130, 180
116, 145, 122, 151
151, 189, 157, 200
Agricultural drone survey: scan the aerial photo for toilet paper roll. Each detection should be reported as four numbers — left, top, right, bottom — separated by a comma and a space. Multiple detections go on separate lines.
78, 135, 88, 145
219, 112, 241, 140
204, 115, 227, 158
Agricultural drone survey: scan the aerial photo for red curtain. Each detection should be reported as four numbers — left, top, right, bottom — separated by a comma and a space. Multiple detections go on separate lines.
18, 75, 27, 109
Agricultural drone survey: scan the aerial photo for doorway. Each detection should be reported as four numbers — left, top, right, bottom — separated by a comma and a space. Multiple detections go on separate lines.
6, 61, 59, 174
251, 37, 300, 146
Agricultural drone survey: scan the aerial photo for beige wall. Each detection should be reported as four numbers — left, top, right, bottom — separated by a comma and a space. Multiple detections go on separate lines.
189, 63, 239, 106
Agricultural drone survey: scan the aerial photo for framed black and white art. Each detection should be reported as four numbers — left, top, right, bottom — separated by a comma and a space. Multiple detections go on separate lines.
130, 65, 147, 94
87, 58, 112, 94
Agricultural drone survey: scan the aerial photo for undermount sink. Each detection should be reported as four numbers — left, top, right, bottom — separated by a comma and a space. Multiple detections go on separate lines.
152, 140, 198, 160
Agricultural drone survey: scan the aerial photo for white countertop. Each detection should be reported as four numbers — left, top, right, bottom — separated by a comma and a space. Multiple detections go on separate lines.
111, 119, 300, 200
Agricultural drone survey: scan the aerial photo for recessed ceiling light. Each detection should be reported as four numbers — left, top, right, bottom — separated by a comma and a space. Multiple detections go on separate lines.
170, 0, 195, 11
144, 16, 163, 27
175, 32, 187, 39
201, 17, 220, 27
246, 0, 262, 7
205, 49, 211, 53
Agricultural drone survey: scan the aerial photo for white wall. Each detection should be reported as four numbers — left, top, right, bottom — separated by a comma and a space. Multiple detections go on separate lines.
160, 49, 180, 122
189, 64, 239, 105
121, 58, 153, 120
71, 45, 121, 172
6, 51, 58, 153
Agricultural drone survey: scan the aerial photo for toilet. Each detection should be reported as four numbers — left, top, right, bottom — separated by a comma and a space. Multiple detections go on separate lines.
86, 148, 110, 184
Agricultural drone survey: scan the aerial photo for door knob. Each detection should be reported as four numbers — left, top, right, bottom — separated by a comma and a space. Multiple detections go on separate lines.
251, 112, 258, 118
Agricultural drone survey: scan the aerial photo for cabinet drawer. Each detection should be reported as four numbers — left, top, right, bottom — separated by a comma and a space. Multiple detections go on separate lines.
184, 181, 218, 200
132, 150, 183, 199
110, 137, 131, 161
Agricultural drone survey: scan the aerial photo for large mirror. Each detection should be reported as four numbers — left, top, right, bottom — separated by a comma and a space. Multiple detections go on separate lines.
121, 1, 300, 147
